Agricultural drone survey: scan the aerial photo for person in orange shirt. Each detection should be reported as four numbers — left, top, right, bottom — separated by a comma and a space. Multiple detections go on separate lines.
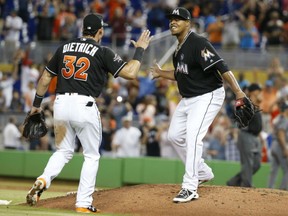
206, 16, 224, 47
260, 80, 278, 134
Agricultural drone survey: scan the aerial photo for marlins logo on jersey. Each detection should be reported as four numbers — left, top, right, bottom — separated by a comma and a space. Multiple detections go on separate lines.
201, 48, 215, 62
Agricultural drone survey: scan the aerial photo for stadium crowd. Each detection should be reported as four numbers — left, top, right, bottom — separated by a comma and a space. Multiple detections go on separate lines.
0, 0, 288, 54
0, 0, 288, 186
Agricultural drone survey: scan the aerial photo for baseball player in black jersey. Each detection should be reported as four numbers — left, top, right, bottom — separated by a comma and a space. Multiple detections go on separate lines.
26, 13, 152, 213
150, 7, 247, 203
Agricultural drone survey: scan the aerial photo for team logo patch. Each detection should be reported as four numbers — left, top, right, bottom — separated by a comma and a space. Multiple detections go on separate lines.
113, 54, 122, 63
172, 9, 180, 15
201, 48, 215, 62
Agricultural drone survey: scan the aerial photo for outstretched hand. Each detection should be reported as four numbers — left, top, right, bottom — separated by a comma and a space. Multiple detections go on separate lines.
131, 30, 153, 50
149, 62, 161, 80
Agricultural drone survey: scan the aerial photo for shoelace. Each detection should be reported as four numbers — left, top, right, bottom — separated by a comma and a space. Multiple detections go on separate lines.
179, 189, 189, 196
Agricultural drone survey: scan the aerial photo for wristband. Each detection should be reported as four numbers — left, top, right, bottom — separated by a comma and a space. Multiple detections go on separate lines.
132, 47, 144, 62
32, 93, 44, 108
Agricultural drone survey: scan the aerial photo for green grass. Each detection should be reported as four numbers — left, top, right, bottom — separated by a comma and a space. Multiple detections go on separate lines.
0, 178, 126, 216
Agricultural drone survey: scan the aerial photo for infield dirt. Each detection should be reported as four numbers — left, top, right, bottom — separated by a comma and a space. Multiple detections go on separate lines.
34, 184, 288, 216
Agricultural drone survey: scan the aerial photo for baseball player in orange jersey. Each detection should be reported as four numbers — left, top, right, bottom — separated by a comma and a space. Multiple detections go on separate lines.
26, 13, 152, 213
150, 7, 247, 203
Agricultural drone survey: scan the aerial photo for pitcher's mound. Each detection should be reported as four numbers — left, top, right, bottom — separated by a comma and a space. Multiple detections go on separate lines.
36, 184, 288, 216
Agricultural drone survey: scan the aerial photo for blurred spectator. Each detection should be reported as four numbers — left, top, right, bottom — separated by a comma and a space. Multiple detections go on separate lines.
136, 71, 157, 101
227, 83, 263, 187
267, 57, 284, 82
141, 117, 160, 157
3, 115, 23, 150
207, 125, 226, 160
2, 10, 23, 62
263, 11, 284, 47
36, 2, 55, 41
106, 0, 127, 22
225, 127, 240, 161
112, 115, 142, 157
59, 14, 78, 41
136, 94, 157, 126
260, 79, 278, 134
107, 94, 133, 129
146, 0, 169, 35
128, 8, 146, 42
0, 87, 6, 112
154, 81, 169, 116
239, 0, 266, 29
20, 60, 40, 95
221, 15, 240, 49
9, 90, 23, 112
110, 6, 127, 47
100, 113, 116, 157
200, 1, 217, 31
268, 100, 288, 190
0, 59, 19, 109
237, 71, 250, 90
90, 0, 105, 14
23, 80, 36, 112
206, 15, 224, 47
239, 15, 259, 49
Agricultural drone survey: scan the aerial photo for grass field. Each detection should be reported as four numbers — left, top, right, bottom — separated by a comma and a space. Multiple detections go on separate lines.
0, 177, 119, 216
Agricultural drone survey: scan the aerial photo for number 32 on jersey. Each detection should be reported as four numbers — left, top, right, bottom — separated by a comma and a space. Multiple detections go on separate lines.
61, 55, 90, 81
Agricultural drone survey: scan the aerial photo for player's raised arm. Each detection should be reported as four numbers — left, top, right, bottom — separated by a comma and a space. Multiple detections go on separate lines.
118, 30, 153, 80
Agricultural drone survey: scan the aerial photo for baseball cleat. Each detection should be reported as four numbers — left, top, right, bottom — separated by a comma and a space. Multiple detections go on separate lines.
76, 205, 100, 214
26, 178, 46, 206
173, 188, 199, 203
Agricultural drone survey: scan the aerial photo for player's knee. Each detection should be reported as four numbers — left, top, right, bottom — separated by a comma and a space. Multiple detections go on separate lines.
167, 131, 185, 146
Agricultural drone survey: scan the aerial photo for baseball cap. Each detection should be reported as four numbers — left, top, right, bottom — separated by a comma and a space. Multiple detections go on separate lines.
83, 13, 108, 31
166, 7, 192, 20
247, 83, 262, 92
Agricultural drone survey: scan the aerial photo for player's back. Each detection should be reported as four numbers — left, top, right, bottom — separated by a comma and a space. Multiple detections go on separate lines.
47, 37, 108, 98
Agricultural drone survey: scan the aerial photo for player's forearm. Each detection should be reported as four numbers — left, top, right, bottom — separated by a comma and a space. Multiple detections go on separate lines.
158, 69, 176, 80
119, 60, 141, 80
221, 71, 245, 99
36, 70, 53, 96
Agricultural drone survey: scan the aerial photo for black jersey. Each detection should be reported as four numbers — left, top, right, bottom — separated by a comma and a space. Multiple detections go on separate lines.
45, 37, 127, 97
173, 31, 224, 97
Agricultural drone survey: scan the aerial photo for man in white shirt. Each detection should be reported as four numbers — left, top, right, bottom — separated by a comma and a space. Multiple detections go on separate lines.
112, 116, 142, 157
3, 116, 22, 150
3, 10, 23, 62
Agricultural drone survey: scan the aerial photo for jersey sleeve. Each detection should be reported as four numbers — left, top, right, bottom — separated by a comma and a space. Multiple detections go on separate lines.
102, 47, 127, 77
45, 47, 62, 76
195, 37, 224, 71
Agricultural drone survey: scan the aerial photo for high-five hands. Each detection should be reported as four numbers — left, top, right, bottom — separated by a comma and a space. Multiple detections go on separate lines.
131, 30, 153, 50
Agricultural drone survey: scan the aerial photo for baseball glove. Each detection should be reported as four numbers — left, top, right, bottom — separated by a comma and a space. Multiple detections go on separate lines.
22, 111, 48, 139
234, 97, 257, 128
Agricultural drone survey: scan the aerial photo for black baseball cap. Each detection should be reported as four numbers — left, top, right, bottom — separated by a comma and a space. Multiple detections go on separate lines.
166, 7, 192, 20
83, 13, 108, 31
247, 83, 262, 92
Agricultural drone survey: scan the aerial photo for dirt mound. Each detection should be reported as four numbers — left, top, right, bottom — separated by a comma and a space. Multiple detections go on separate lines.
36, 184, 288, 216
